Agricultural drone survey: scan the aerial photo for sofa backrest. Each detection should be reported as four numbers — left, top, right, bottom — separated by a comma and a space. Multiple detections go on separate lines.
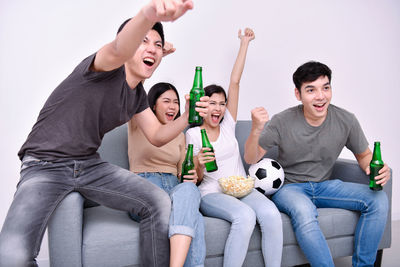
235, 121, 278, 172
98, 123, 129, 169
97, 121, 277, 174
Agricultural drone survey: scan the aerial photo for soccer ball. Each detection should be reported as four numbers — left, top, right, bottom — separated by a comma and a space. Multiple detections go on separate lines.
248, 158, 285, 195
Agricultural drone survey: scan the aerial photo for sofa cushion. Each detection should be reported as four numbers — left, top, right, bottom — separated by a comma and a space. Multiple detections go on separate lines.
83, 206, 140, 267
81, 204, 360, 267
281, 208, 359, 245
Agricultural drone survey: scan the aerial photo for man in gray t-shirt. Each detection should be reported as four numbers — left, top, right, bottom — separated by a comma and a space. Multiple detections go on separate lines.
0, 1, 209, 266
244, 61, 391, 266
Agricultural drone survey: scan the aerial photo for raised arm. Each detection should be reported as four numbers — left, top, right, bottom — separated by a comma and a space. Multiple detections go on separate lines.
244, 107, 268, 164
227, 28, 255, 121
92, 0, 193, 72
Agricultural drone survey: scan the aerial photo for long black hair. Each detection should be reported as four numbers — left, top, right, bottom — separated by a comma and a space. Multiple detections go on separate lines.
148, 82, 181, 119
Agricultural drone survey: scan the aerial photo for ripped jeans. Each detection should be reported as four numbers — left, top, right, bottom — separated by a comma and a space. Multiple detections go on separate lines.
0, 156, 171, 267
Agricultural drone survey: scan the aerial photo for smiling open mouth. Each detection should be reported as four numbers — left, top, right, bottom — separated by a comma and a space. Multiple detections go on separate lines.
313, 103, 326, 110
211, 114, 220, 123
166, 112, 175, 120
143, 58, 155, 67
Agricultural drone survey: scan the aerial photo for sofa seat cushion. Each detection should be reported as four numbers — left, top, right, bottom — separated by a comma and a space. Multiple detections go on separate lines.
281, 208, 359, 245
83, 206, 141, 267
204, 208, 360, 257
81, 205, 359, 265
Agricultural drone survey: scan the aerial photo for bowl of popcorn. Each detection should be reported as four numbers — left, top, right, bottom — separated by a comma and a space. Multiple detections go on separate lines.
218, 175, 255, 198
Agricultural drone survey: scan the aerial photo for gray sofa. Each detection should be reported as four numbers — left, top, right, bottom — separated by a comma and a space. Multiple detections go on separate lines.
48, 121, 392, 267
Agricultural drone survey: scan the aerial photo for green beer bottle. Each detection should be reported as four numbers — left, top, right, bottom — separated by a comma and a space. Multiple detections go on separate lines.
188, 66, 204, 124
181, 144, 195, 183
200, 129, 218, 172
369, 141, 384, 191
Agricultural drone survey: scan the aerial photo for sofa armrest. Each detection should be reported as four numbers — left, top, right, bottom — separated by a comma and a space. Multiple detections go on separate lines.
48, 192, 85, 267
331, 158, 392, 201
331, 158, 369, 184
331, 158, 392, 249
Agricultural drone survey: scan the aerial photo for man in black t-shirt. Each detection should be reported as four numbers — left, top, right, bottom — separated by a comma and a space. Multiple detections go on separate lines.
0, 1, 207, 266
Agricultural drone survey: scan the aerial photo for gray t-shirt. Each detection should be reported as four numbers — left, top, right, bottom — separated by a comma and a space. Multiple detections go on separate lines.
259, 104, 368, 183
18, 53, 148, 161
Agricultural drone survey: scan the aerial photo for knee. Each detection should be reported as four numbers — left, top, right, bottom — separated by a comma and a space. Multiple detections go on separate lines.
368, 191, 388, 215
0, 239, 31, 267
156, 193, 172, 219
170, 182, 201, 203
141, 189, 171, 221
232, 207, 256, 233
257, 207, 282, 228
282, 202, 318, 230
0, 254, 30, 267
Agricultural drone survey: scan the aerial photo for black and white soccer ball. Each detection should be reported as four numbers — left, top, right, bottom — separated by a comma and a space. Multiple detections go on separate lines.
248, 158, 285, 195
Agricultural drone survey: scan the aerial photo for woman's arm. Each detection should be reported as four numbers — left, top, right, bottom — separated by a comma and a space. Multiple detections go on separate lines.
226, 28, 255, 121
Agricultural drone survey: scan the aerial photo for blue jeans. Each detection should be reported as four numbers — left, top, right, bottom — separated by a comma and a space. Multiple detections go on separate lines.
201, 190, 282, 267
272, 179, 388, 267
0, 156, 171, 267
134, 172, 206, 267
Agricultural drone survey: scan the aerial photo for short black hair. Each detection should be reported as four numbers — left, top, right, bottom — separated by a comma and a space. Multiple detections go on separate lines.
293, 61, 332, 91
148, 82, 181, 119
117, 19, 165, 46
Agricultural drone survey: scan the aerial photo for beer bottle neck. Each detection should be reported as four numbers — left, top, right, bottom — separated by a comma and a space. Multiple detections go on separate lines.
201, 129, 211, 147
372, 142, 383, 163
186, 144, 194, 160
193, 69, 203, 88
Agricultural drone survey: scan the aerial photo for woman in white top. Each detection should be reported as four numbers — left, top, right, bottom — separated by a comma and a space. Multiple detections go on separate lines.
185, 28, 283, 267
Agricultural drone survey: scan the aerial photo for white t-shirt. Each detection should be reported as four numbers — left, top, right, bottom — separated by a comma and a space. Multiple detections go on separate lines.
185, 110, 246, 196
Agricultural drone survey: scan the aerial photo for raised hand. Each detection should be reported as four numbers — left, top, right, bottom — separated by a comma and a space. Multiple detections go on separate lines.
238, 28, 255, 43
162, 41, 176, 57
142, 0, 194, 22
251, 107, 269, 134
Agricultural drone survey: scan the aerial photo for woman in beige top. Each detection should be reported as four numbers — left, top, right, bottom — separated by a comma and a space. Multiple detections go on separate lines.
128, 82, 205, 267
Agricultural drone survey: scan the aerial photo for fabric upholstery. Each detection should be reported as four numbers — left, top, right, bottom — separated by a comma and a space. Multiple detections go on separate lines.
48, 122, 392, 267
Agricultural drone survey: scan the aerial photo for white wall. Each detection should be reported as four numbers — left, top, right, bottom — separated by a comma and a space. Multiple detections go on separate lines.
1, 0, 399, 263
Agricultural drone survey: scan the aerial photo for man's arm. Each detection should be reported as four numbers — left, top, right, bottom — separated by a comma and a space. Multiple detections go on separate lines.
355, 148, 391, 186
354, 148, 372, 171
244, 107, 268, 164
92, 0, 193, 72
